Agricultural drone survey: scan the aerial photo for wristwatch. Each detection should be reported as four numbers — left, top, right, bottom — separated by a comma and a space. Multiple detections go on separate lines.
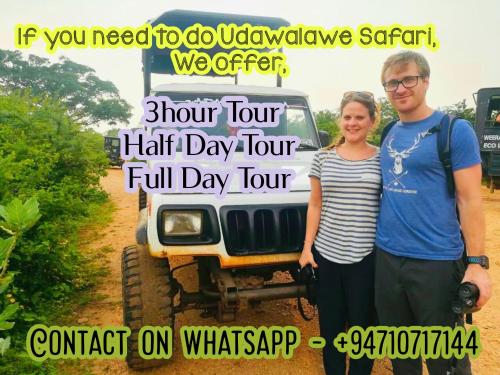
466, 255, 489, 269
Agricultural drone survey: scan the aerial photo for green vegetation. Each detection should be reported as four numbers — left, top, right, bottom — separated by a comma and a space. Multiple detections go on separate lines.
0, 91, 112, 374
0, 198, 41, 355
0, 50, 132, 127
0, 49, 132, 374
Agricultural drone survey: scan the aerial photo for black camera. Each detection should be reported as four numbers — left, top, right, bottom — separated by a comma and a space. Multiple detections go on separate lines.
297, 264, 318, 306
298, 263, 317, 284
451, 282, 480, 315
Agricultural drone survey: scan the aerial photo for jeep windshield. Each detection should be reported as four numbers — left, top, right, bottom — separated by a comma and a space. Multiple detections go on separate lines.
154, 92, 320, 151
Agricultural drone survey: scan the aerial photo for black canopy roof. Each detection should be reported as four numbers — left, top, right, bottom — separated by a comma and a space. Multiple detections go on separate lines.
143, 9, 290, 75
477, 88, 500, 111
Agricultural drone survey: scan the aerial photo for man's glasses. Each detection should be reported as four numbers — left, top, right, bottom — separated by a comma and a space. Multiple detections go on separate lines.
343, 91, 374, 100
382, 76, 422, 92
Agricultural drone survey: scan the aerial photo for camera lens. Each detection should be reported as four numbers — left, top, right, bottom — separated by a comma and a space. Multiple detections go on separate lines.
451, 300, 464, 314
451, 282, 480, 315
458, 282, 479, 300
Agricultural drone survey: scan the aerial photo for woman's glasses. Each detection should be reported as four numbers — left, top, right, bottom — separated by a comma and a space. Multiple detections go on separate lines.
342, 91, 374, 100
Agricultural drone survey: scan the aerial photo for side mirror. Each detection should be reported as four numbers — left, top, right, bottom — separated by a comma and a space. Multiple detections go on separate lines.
318, 131, 331, 148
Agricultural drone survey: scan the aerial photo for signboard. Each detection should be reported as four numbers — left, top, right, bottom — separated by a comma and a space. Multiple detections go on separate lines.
480, 128, 500, 151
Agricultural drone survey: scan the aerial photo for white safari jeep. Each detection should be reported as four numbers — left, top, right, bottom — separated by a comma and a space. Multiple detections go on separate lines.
121, 10, 330, 369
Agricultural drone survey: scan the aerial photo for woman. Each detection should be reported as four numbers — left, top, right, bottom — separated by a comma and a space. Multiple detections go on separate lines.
299, 91, 380, 375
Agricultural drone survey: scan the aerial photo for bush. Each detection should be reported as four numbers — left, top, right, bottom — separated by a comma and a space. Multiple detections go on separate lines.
0, 91, 108, 364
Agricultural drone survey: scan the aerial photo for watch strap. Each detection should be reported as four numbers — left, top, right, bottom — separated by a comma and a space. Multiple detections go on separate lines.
466, 256, 489, 269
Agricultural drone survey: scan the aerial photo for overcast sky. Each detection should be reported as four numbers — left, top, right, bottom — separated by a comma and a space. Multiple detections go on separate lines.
2, 0, 499, 132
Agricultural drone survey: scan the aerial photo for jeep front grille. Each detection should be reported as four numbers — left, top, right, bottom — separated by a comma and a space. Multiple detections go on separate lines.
226, 210, 251, 250
220, 204, 307, 256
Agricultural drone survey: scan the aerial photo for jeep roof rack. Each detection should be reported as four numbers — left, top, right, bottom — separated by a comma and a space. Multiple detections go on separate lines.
151, 83, 306, 98
143, 9, 290, 96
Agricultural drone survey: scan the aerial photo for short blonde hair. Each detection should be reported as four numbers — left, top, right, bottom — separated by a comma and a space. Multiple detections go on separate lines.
381, 51, 430, 83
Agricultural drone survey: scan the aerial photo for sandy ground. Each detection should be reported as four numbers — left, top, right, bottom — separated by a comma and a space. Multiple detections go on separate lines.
65, 169, 499, 375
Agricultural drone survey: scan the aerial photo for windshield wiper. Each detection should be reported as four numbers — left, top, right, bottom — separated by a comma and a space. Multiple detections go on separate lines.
296, 143, 319, 150
234, 143, 318, 151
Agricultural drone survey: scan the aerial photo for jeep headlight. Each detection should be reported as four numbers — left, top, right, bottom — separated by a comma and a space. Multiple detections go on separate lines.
163, 211, 202, 236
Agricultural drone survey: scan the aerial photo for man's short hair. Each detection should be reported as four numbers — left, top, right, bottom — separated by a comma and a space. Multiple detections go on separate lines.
381, 51, 430, 82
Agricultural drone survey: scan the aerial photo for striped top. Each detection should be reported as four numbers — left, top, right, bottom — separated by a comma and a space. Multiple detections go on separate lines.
308, 148, 381, 264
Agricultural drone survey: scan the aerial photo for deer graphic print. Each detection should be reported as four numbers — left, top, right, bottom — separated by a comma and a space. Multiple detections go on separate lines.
385, 129, 433, 187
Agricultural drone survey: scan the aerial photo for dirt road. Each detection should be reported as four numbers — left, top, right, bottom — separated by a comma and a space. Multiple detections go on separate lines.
70, 169, 499, 375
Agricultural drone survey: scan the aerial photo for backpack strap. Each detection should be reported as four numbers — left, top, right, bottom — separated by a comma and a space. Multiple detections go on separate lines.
435, 114, 461, 198
433, 115, 469, 273
380, 119, 399, 146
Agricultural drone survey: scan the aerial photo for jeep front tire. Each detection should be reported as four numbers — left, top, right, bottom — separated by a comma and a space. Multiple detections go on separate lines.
121, 244, 175, 369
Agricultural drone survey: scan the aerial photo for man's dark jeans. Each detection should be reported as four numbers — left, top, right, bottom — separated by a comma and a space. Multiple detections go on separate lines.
375, 247, 472, 375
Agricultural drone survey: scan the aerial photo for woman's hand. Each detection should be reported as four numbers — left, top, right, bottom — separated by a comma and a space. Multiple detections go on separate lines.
299, 247, 318, 269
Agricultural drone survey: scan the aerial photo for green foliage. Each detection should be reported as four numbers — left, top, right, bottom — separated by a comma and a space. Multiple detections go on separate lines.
0, 304, 19, 331
0, 49, 132, 127
0, 238, 15, 265
440, 99, 476, 123
314, 110, 339, 139
0, 348, 54, 374
0, 92, 108, 202
377, 97, 400, 127
0, 198, 41, 235
0, 336, 10, 355
106, 127, 121, 137
0, 273, 14, 294
369, 97, 399, 145
0, 90, 108, 370
0, 197, 41, 357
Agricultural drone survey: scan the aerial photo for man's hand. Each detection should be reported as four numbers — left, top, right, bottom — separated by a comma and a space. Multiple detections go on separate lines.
462, 264, 492, 307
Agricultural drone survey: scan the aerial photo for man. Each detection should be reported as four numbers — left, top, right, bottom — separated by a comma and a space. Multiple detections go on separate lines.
375, 51, 492, 375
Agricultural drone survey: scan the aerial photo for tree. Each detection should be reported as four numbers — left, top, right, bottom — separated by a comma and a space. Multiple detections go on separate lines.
369, 97, 399, 145
314, 109, 339, 139
440, 99, 476, 123
0, 91, 108, 372
377, 97, 399, 127
0, 49, 132, 127
106, 128, 121, 137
